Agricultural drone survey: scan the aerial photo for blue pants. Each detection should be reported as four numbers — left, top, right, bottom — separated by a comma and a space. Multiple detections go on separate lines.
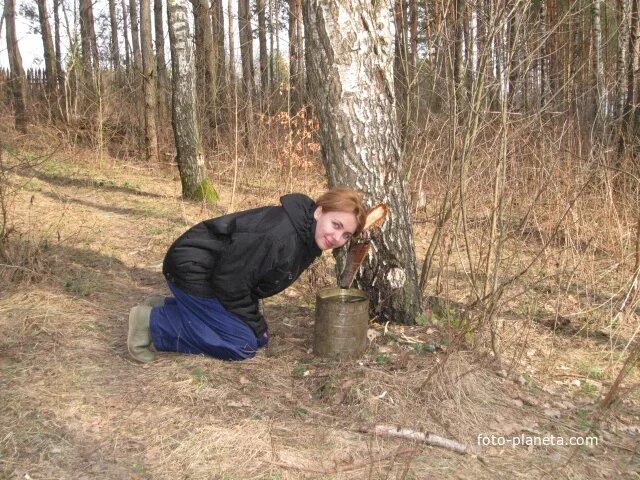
149, 283, 268, 361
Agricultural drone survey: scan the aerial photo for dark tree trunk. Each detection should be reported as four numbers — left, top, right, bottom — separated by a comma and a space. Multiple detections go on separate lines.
5, 0, 27, 132
616, 0, 629, 120
211, 0, 226, 117
295, 0, 303, 100
238, 0, 255, 96
193, 0, 219, 145
227, 0, 236, 87
79, 0, 97, 80
453, 0, 465, 108
257, 0, 269, 96
394, 0, 409, 140
53, 0, 63, 85
288, 0, 300, 114
409, 0, 417, 84
108, 0, 121, 69
130, 0, 142, 70
36, 0, 58, 98
121, 0, 132, 70
140, 0, 159, 161
167, 0, 206, 197
238, 0, 254, 146
154, 0, 169, 124
304, 0, 423, 324
269, 0, 275, 86
619, 0, 640, 156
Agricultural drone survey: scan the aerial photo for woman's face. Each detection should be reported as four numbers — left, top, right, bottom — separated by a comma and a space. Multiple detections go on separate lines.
314, 207, 358, 250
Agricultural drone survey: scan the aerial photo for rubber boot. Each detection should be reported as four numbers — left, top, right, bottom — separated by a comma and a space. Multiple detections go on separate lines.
127, 305, 155, 363
142, 295, 166, 308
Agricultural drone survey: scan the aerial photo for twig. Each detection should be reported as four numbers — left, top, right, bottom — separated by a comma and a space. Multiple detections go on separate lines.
261, 447, 419, 474
360, 424, 477, 455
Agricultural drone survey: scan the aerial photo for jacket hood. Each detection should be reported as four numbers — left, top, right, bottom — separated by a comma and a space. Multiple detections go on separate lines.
281, 193, 322, 258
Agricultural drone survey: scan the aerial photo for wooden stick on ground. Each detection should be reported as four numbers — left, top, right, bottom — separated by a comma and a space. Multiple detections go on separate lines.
360, 424, 476, 455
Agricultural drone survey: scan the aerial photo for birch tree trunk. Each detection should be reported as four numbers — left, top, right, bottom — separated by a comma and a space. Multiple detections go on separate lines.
5, 0, 27, 132
167, 0, 206, 197
140, 0, 159, 162
304, 0, 423, 324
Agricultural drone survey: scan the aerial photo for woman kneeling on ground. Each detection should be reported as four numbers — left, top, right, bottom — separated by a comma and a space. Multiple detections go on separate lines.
127, 187, 366, 362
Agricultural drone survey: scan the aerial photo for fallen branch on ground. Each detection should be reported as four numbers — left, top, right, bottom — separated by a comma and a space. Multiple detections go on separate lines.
360, 424, 476, 455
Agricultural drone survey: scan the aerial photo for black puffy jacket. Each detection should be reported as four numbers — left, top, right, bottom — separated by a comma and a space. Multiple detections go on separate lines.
162, 193, 322, 337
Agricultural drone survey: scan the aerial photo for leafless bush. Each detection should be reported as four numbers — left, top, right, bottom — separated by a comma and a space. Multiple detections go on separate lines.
0, 146, 50, 286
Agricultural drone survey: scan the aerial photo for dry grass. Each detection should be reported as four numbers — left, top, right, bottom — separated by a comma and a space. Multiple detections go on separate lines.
1, 126, 639, 479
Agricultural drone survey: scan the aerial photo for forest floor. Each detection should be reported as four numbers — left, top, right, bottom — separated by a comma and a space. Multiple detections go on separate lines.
1, 132, 639, 479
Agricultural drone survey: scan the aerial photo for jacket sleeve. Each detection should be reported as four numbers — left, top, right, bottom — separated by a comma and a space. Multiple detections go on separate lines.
209, 231, 276, 336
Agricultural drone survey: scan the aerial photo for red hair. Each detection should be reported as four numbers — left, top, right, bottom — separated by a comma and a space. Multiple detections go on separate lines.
315, 187, 366, 236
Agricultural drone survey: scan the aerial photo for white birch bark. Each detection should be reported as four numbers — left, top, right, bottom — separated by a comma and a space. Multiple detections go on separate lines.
304, 0, 422, 323
167, 0, 206, 197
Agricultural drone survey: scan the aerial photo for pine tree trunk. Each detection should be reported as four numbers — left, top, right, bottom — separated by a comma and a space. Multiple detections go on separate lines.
140, 0, 159, 162
167, 0, 205, 197
257, 0, 269, 96
211, 0, 226, 117
616, 0, 629, 120
592, 0, 605, 131
121, 0, 132, 70
409, 0, 417, 82
454, 0, 465, 108
238, 0, 254, 146
154, 0, 169, 124
304, 0, 423, 324
36, 0, 58, 98
53, 0, 63, 84
130, 0, 142, 71
238, 0, 255, 96
53, 0, 65, 114
295, 0, 304, 100
619, 0, 640, 156
540, 0, 550, 107
227, 0, 236, 87
194, 0, 219, 145
108, 0, 121, 69
288, 0, 300, 114
394, 0, 409, 141
269, 0, 275, 86
506, 2, 518, 110
5, 0, 27, 132
79, 0, 96, 80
